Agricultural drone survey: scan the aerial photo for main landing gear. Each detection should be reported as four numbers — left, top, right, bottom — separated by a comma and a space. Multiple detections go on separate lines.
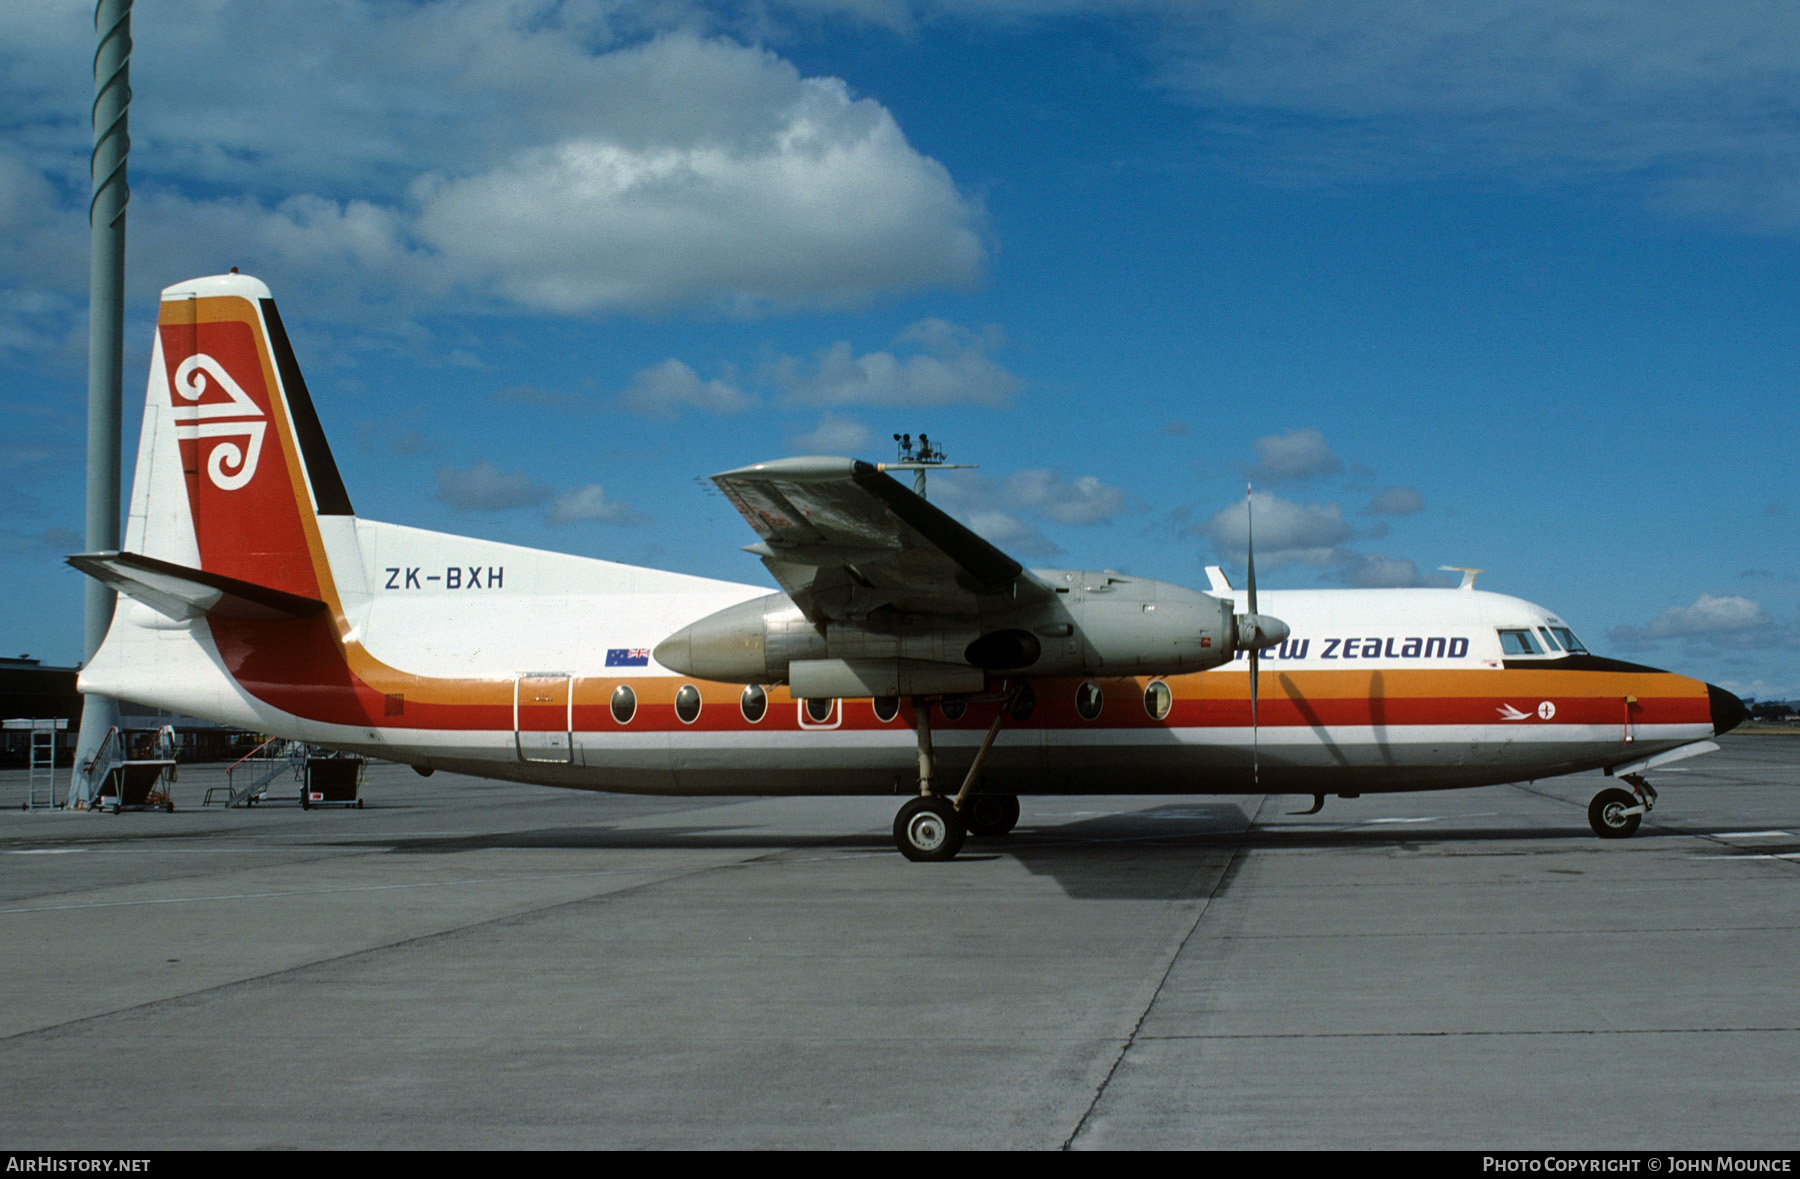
893, 694, 1021, 861
1589, 773, 1657, 839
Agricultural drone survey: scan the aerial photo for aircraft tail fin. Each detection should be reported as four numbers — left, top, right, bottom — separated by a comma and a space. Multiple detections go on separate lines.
121, 273, 352, 604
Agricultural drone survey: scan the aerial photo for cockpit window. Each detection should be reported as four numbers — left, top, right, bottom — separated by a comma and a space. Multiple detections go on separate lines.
1537, 627, 1563, 652
1550, 627, 1588, 654
1497, 628, 1544, 655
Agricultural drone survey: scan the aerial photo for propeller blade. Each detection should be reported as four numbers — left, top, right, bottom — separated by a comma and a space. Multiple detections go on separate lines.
1248, 484, 1259, 788
1245, 483, 1258, 619
1250, 648, 1260, 788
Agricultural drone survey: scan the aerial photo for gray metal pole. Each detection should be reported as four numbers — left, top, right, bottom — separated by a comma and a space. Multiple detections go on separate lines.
71, 0, 131, 808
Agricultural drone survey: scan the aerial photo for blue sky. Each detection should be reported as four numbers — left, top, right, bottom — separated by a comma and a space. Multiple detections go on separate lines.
2, 1, 1796, 699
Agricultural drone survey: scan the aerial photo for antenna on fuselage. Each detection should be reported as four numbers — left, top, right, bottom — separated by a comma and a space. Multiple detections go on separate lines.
1439, 566, 1483, 591
879, 432, 974, 500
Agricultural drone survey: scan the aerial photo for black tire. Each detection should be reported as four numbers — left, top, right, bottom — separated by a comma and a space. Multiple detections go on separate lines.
894, 796, 965, 862
964, 793, 1021, 838
1589, 787, 1641, 839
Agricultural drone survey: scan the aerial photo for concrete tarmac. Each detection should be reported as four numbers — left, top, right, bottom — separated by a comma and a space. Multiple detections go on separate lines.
0, 733, 1795, 1150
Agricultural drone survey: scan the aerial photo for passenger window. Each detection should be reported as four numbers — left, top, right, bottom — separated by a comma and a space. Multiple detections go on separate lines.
610, 684, 636, 724
740, 684, 767, 724
1075, 681, 1103, 721
1144, 680, 1172, 721
872, 696, 900, 723
674, 684, 701, 724
1497, 629, 1543, 656
803, 697, 835, 724
940, 697, 968, 722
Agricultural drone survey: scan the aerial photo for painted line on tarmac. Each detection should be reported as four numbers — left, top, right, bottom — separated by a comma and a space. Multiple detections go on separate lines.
1696, 852, 1800, 861
0, 869, 644, 914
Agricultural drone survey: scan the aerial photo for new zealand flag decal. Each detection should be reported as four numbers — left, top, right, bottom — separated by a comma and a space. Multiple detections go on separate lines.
606, 648, 650, 667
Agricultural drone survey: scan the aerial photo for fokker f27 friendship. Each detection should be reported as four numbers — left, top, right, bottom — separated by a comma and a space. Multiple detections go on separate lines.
72, 274, 1745, 859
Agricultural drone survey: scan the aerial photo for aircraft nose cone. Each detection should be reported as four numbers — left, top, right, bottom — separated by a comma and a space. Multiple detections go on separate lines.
1707, 683, 1746, 736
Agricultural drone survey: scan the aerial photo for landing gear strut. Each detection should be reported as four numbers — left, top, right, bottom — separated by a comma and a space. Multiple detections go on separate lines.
893, 692, 1020, 860
1589, 773, 1657, 839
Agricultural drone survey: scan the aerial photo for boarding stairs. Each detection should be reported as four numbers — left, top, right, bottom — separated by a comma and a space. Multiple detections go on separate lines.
85, 725, 179, 812
207, 738, 305, 807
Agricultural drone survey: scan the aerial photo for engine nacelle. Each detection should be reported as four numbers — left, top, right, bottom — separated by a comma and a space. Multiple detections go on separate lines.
654, 569, 1240, 696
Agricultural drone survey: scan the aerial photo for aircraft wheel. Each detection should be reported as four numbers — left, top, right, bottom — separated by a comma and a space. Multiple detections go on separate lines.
964, 793, 1020, 838
1588, 788, 1641, 839
894, 796, 965, 862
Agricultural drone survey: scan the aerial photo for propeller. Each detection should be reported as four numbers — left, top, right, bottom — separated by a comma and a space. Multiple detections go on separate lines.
1236, 486, 1290, 787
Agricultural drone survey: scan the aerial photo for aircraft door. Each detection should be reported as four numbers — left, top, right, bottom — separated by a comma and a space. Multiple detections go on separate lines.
515, 674, 574, 764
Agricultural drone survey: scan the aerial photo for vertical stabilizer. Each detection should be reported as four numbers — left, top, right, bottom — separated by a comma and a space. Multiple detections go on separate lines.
135, 274, 353, 600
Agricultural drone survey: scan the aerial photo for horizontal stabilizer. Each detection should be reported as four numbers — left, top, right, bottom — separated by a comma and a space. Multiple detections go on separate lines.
68, 550, 325, 622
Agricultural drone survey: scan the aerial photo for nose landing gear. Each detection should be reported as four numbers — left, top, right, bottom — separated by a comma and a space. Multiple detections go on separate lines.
1589, 773, 1657, 839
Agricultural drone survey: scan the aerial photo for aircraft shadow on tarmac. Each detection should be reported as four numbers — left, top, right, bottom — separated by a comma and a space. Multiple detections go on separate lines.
311, 803, 1652, 901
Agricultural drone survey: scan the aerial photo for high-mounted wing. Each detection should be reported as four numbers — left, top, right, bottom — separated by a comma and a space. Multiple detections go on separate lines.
712, 458, 1035, 622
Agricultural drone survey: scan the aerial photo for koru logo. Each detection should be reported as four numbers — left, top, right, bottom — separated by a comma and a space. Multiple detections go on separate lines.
171, 352, 267, 491
1537, 701, 1556, 720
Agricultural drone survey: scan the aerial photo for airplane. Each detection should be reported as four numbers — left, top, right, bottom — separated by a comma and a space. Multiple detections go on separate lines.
70, 273, 1746, 860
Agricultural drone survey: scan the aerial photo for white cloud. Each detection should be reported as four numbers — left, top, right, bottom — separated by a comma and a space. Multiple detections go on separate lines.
1004, 469, 1129, 525
788, 412, 873, 453
620, 359, 756, 416
1245, 428, 1343, 484
1194, 491, 1353, 567
434, 462, 550, 512
546, 484, 646, 526
0, 11, 985, 330
436, 462, 645, 526
776, 319, 1022, 407
1608, 593, 1799, 652
1644, 594, 1773, 638
1365, 486, 1424, 516
1189, 489, 1452, 585
959, 509, 1061, 557
929, 465, 1130, 549
414, 43, 983, 314
1329, 552, 1451, 589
